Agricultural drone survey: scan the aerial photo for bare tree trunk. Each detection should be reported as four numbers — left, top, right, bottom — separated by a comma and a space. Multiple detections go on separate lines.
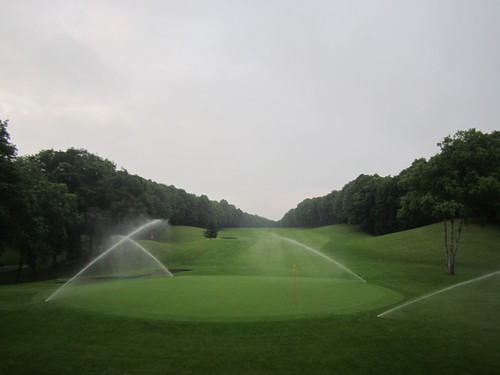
446, 251, 455, 275
444, 219, 448, 271
444, 217, 464, 275
448, 218, 455, 275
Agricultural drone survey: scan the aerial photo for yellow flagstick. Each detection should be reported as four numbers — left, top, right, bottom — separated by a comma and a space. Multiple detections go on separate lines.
293, 263, 297, 298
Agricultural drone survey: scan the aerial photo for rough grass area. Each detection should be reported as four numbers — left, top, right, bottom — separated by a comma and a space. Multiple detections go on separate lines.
1, 223, 499, 374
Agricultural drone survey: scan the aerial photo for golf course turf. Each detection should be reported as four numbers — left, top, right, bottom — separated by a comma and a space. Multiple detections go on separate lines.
1, 223, 499, 374
44, 276, 402, 322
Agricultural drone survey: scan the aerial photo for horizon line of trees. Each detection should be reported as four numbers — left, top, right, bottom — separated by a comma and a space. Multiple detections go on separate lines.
280, 129, 499, 235
0, 120, 276, 281
279, 128, 500, 274
2, 119, 498, 279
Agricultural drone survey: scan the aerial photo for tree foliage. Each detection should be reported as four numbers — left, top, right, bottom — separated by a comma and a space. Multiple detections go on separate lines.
0, 120, 19, 252
282, 174, 412, 235
399, 129, 500, 274
8, 156, 80, 281
281, 129, 499, 275
2, 119, 497, 280
0, 120, 276, 281
203, 222, 219, 240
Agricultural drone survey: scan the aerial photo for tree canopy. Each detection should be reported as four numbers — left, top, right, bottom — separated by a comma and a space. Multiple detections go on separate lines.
281, 129, 499, 235
280, 129, 499, 275
398, 129, 500, 274
0, 120, 276, 281
2, 120, 498, 280
203, 222, 219, 240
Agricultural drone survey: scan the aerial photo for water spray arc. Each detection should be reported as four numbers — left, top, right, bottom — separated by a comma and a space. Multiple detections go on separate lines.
45, 219, 169, 302
274, 234, 366, 282
377, 270, 500, 318
123, 237, 173, 277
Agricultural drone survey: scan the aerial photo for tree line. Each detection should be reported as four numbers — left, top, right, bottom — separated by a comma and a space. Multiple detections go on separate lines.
0, 120, 276, 281
2, 120, 498, 279
280, 129, 500, 273
280, 174, 417, 234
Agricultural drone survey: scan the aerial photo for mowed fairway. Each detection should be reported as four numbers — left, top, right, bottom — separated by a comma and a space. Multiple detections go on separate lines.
44, 228, 401, 321
1, 223, 500, 374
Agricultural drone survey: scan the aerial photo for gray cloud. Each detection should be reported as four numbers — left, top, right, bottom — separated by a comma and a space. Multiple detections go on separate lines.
1, 0, 499, 220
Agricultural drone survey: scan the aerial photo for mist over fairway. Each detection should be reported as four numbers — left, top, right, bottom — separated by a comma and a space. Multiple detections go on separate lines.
3, 223, 499, 374
42, 226, 401, 321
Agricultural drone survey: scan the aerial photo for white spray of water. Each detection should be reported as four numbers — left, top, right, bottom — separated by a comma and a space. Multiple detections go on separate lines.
377, 270, 500, 318
274, 234, 366, 282
45, 219, 168, 302
122, 237, 173, 277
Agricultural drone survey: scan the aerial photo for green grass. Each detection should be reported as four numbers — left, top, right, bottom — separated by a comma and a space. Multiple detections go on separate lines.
1, 223, 500, 374
45, 276, 401, 322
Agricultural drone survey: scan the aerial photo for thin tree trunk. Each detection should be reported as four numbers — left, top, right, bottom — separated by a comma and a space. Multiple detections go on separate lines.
444, 218, 448, 268
450, 218, 454, 256
444, 217, 464, 275
447, 252, 455, 275
445, 218, 455, 275
450, 218, 463, 275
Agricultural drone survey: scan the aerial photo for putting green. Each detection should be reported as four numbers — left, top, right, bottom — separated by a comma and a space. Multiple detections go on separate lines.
46, 276, 402, 322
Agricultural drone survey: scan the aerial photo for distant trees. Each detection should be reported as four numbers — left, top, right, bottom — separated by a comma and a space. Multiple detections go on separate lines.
399, 129, 500, 274
11, 157, 80, 281
280, 192, 340, 228
203, 222, 219, 240
281, 129, 500, 275
0, 119, 277, 281
4, 117, 497, 280
0, 120, 19, 256
27, 148, 276, 233
31, 148, 117, 259
281, 174, 411, 235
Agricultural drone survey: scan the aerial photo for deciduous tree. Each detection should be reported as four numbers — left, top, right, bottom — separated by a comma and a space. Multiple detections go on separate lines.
0, 120, 19, 254
400, 129, 500, 274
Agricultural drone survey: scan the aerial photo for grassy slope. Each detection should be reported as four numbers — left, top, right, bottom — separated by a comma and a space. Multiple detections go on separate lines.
1, 223, 499, 374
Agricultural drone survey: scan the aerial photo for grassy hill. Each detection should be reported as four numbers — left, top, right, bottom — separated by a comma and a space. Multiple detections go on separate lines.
1, 223, 499, 374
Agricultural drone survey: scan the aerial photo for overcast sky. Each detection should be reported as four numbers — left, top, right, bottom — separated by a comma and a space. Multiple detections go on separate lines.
1, 0, 499, 220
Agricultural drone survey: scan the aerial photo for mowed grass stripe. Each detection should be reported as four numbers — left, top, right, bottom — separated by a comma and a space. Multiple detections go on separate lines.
154, 227, 368, 279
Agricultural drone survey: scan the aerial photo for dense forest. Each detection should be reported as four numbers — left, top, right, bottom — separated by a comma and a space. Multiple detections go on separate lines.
1, 119, 499, 280
0, 120, 275, 280
281, 129, 500, 238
